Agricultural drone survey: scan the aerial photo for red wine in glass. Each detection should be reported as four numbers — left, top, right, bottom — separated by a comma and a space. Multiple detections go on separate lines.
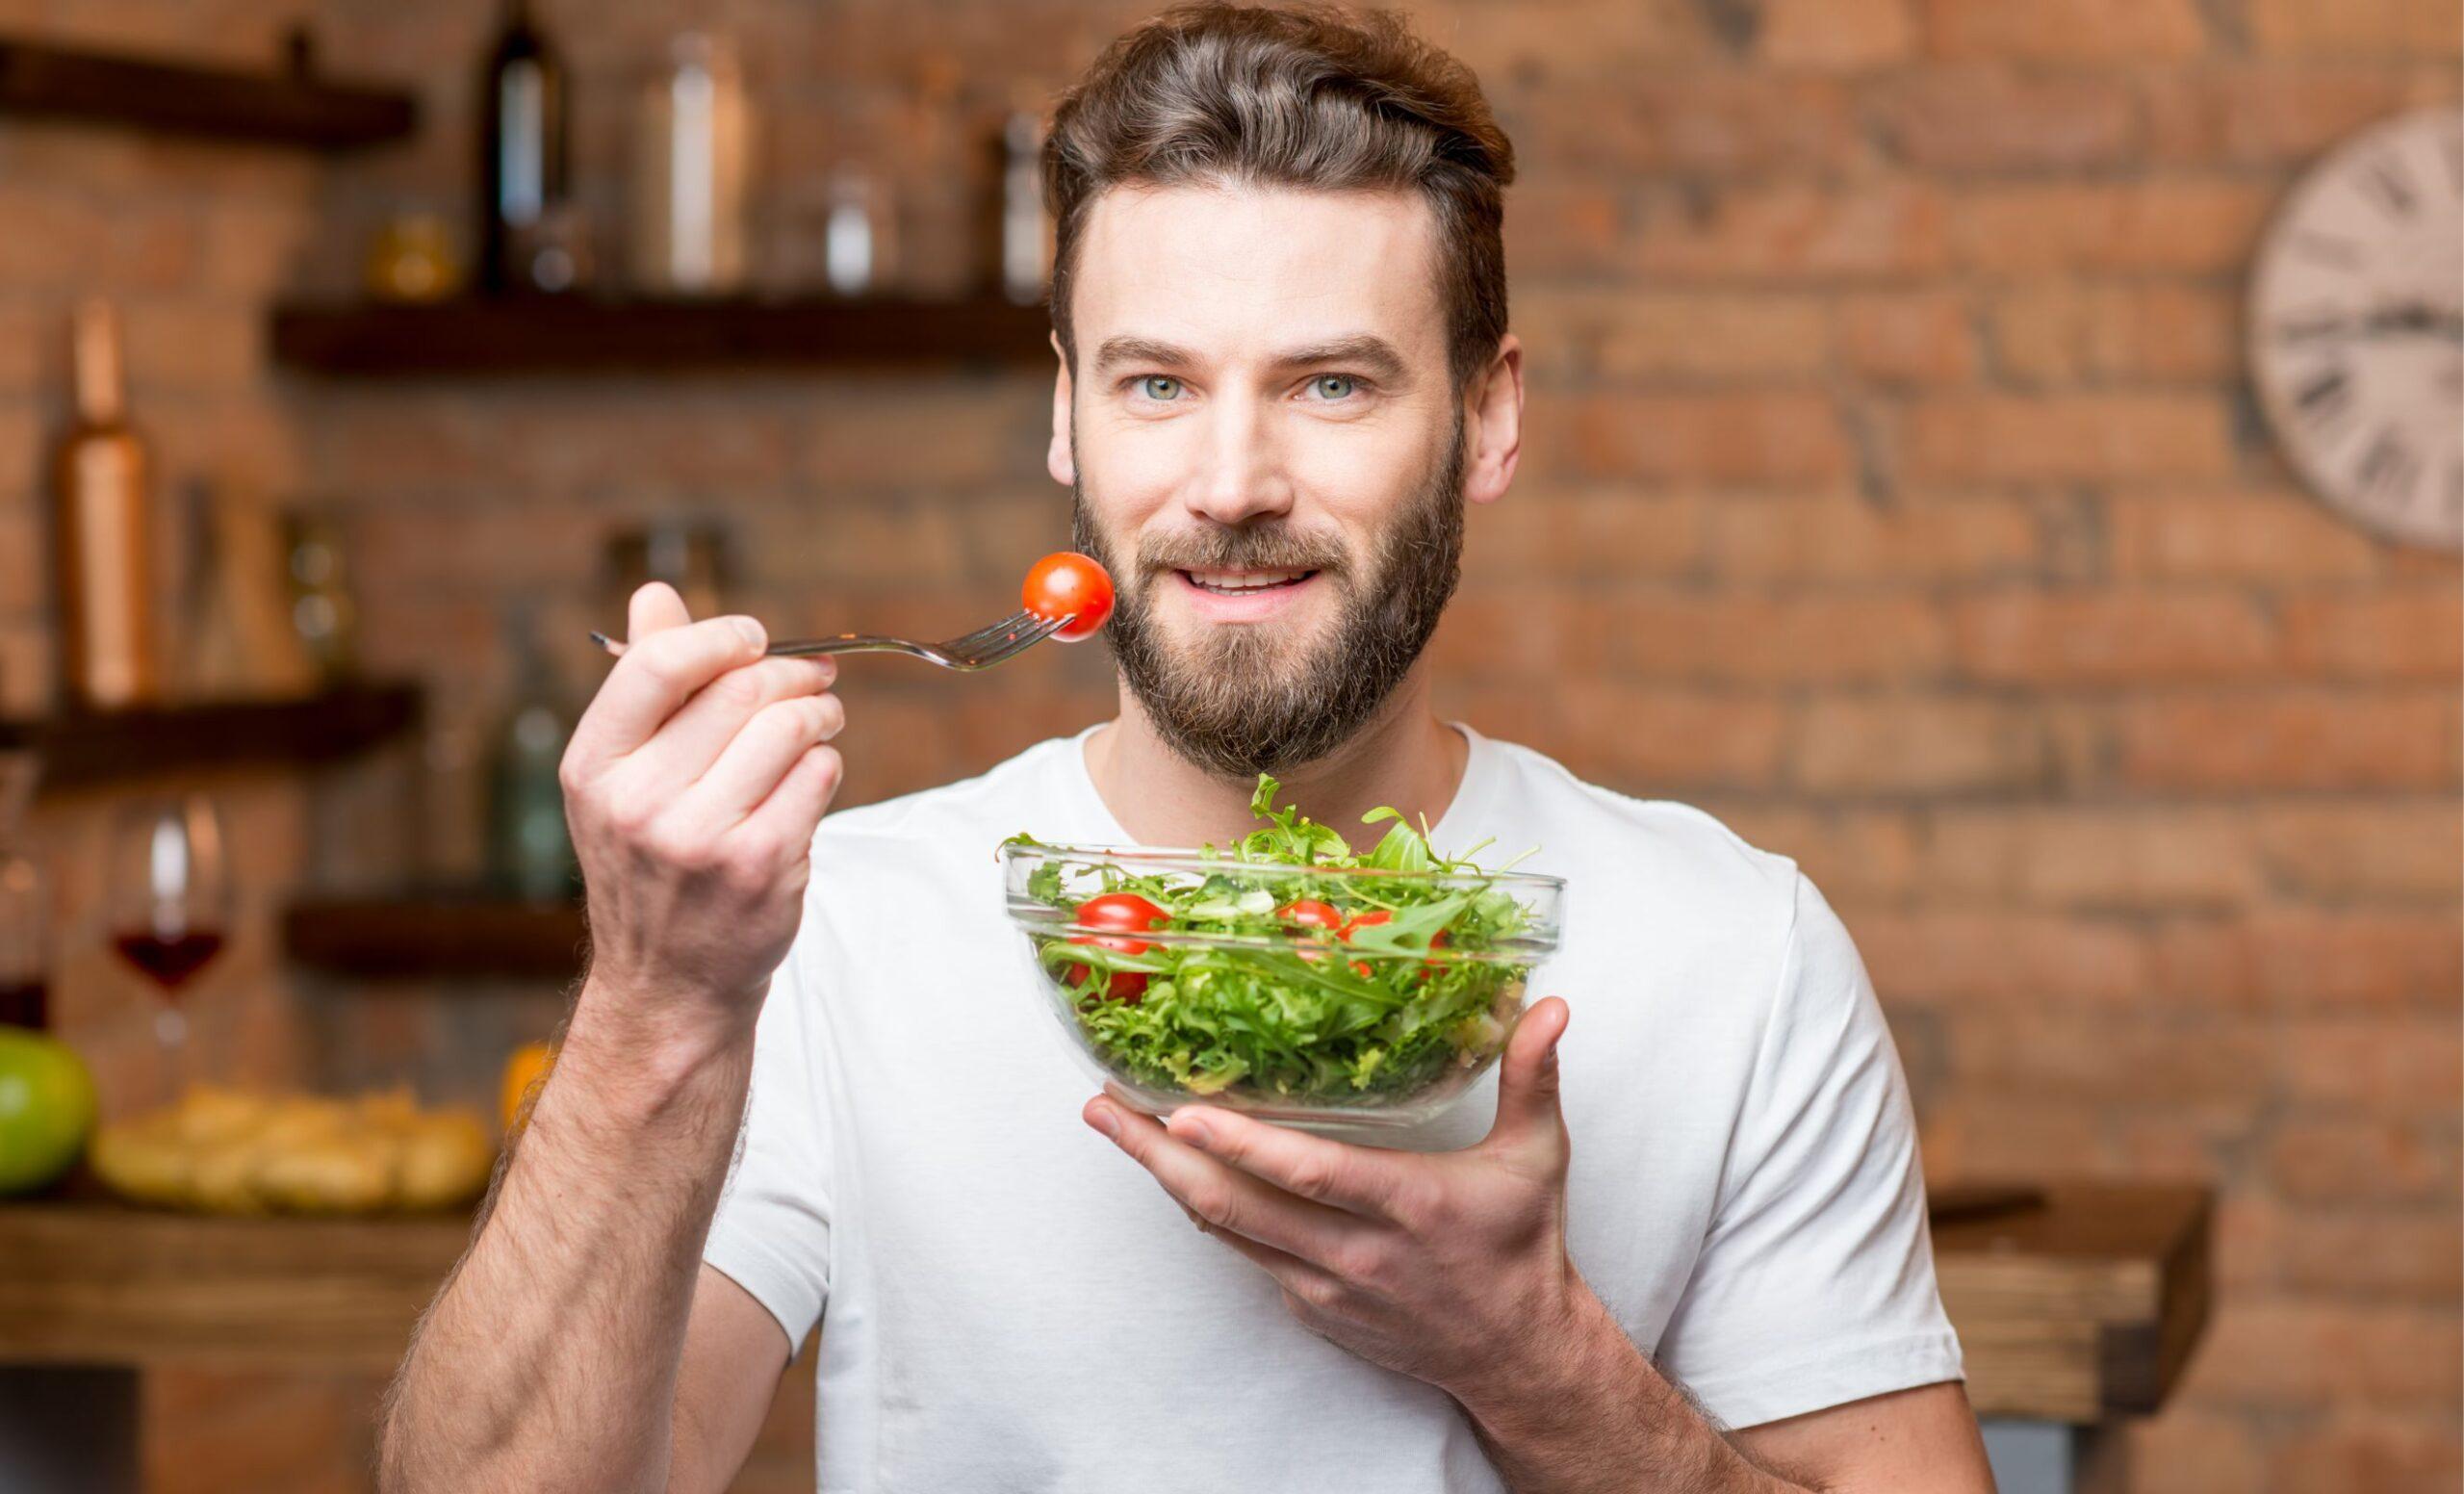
112, 929, 225, 994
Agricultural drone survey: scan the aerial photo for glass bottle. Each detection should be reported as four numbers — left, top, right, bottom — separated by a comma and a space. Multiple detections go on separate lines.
484, 606, 580, 902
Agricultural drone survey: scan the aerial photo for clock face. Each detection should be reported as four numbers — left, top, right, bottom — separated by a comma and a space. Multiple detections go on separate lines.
2247, 107, 2464, 551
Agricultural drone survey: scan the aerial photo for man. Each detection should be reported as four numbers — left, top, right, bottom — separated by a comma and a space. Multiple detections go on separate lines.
380, 7, 1995, 1491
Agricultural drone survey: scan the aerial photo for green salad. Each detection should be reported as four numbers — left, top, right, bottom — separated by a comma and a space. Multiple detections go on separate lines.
1005, 776, 1542, 1104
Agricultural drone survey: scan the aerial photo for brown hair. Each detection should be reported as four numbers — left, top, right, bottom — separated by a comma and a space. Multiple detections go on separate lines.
1043, 3, 1516, 392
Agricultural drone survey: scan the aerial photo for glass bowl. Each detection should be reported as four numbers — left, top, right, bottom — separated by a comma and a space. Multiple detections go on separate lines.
1002, 842, 1564, 1128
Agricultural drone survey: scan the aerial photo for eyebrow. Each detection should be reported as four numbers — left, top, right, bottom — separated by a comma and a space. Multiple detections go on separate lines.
1089, 333, 1411, 383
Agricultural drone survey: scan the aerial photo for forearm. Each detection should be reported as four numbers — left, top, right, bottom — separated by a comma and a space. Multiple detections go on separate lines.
378, 980, 757, 1494
1452, 1285, 1805, 1494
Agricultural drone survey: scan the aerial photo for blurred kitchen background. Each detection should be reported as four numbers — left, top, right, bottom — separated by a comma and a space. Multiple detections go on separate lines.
0, 0, 2454, 1490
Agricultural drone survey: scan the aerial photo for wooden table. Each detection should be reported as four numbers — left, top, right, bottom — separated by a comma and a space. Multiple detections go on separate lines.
0, 1182, 2208, 1492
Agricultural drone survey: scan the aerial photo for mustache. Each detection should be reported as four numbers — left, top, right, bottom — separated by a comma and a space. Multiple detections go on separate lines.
1134, 526, 1349, 578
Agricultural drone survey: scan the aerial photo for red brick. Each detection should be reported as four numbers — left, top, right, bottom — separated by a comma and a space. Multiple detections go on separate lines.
733, 499, 968, 589
2255, 804, 2464, 902
1517, 76, 1858, 176
1428, 589, 1613, 677
1989, 283, 2242, 383
2146, 65, 2464, 166
1919, 1093, 2107, 1177
2252, 912, 2464, 1010
1502, 181, 1628, 277
1952, 591, 2278, 683
1950, 182, 2271, 273
2280, 1017, 2462, 1115
798, 378, 1048, 491
2115, 689, 2461, 792
1606, 593, 1949, 683
2249, 0, 2462, 57
1870, 66, 2141, 170
2107, 491, 2382, 580
2282, 591, 2464, 682
1951, 1011, 2272, 1106
1549, 392, 1853, 484
1900, 394, 2235, 482
1921, 0, 2207, 59
1515, 289, 1832, 381
1792, 695, 2052, 794
1704, 490, 2044, 580
2265, 1204, 2464, 1302
1700, 805, 1923, 904
1552, 683, 1788, 793
1837, 290, 1979, 383
1757, 0, 1916, 67
2269, 1120, 2460, 1206
2188, 1301, 2462, 1407
2271, 1412, 2464, 1494
1628, 180, 1950, 282
2123, 1411, 2269, 1494
1922, 807, 2262, 909
1854, 909, 2153, 1005
1526, 490, 1707, 580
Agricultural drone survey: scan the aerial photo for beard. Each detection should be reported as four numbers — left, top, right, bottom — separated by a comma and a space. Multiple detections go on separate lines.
1071, 418, 1467, 781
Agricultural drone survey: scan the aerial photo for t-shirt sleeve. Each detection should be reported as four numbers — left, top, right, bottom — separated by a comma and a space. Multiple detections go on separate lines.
702, 933, 834, 1361
1652, 871, 1964, 1430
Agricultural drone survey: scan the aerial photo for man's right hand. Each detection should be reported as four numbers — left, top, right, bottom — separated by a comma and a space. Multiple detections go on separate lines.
559, 582, 845, 1046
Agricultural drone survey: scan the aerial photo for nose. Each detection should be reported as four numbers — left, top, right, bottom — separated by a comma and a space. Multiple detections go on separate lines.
1181, 388, 1295, 528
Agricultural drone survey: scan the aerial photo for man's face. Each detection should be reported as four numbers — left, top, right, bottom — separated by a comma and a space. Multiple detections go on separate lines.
1053, 182, 1468, 779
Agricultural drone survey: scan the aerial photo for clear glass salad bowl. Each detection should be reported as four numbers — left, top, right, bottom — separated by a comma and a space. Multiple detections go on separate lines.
1001, 843, 1565, 1128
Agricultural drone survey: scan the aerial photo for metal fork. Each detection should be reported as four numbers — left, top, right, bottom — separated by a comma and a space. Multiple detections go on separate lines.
588, 609, 1071, 671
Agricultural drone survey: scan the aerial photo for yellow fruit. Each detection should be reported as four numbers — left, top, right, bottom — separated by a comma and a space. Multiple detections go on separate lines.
500, 1042, 555, 1139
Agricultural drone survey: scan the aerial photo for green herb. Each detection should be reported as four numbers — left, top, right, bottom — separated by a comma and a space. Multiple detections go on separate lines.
1006, 775, 1540, 1106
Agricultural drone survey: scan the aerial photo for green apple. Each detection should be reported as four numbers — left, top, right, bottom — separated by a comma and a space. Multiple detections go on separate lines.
0, 1028, 97, 1196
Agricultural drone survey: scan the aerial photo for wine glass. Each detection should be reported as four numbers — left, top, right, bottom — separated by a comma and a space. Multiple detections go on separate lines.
108, 794, 233, 1090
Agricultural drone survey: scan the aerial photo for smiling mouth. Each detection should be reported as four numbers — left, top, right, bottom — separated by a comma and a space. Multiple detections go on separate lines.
1177, 568, 1320, 596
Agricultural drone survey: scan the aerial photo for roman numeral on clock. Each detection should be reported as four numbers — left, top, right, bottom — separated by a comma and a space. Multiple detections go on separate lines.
2352, 427, 2417, 506
2294, 366, 2352, 426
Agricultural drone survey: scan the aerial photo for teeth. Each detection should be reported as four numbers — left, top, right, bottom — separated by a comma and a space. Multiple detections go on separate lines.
1187, 569, 1310, 593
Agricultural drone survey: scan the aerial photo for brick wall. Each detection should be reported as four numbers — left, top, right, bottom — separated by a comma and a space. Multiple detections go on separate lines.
1, 0, 2455, 1489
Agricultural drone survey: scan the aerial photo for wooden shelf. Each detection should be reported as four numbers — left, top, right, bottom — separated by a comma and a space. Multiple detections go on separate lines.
0, 38, 415, 149
0, 1181, 2211, 1425
0, 683, 421, 794
283, 890, 586, 980
270, 295, 1057, 376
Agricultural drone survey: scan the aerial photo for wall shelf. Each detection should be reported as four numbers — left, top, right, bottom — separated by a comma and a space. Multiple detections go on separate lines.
282, 891, 587, 981
0, 683, 422, 793
0, 38, 416, 149
269, 295, 1057, 376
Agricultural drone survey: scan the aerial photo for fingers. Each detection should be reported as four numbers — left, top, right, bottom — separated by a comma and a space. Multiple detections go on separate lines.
739, 743, 844, 861
1164, 1106, 1417, 1224
627, 653, 837, 788
1483, 996, 1571, 1166
1088, 1099, 1359, 1269
667, 691, 845, 833
569, 605, 768, 771
629, 580, 692, 639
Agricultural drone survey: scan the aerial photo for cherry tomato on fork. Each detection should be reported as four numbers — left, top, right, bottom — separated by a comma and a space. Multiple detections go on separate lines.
1065, 891, 1167, 1002
1022, 552, 1115, 642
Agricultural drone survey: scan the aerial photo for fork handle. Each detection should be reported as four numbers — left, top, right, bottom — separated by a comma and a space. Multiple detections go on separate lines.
587, 631, 912, 659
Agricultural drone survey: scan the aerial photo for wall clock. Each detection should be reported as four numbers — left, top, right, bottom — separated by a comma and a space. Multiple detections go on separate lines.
2247, 106, 2462, 551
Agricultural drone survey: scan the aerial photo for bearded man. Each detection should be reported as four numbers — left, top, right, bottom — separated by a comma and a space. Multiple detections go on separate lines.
380, 7, 1994, 1492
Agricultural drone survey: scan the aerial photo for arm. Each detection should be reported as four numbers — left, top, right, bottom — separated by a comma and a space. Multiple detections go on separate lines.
1449, 1292, 1989, 1491
378, 584, 845, 1494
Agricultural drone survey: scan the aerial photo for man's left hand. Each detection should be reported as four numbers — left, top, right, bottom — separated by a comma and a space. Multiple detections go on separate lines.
1085, 996, 1585, 1403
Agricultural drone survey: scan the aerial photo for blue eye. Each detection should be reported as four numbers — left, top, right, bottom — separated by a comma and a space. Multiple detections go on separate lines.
1136, 375, 1184, 401
1310, 374, 1357, 400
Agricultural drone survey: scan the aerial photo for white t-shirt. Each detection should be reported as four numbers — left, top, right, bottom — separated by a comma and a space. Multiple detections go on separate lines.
705, 724, 1961, 1493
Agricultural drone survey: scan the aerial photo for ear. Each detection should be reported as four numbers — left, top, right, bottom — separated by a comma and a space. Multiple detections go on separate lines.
1462, 333, 1523, 507
1047, 331, 1078, 487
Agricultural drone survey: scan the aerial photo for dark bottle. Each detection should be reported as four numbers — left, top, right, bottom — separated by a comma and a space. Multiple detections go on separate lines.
0, 752, 44, 1030
477, 0, 570, 293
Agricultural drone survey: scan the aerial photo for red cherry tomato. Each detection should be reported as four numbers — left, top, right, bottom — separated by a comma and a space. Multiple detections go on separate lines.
1278, 899, 1345, 933
1022, 552, 1115, 642
1342, 909, 1391, 936
1341, 910, 1448, 979
1065, 891, 1166, 1001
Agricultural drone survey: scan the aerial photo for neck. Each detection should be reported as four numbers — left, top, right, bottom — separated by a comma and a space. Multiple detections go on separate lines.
1084, 666, 1469, 850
